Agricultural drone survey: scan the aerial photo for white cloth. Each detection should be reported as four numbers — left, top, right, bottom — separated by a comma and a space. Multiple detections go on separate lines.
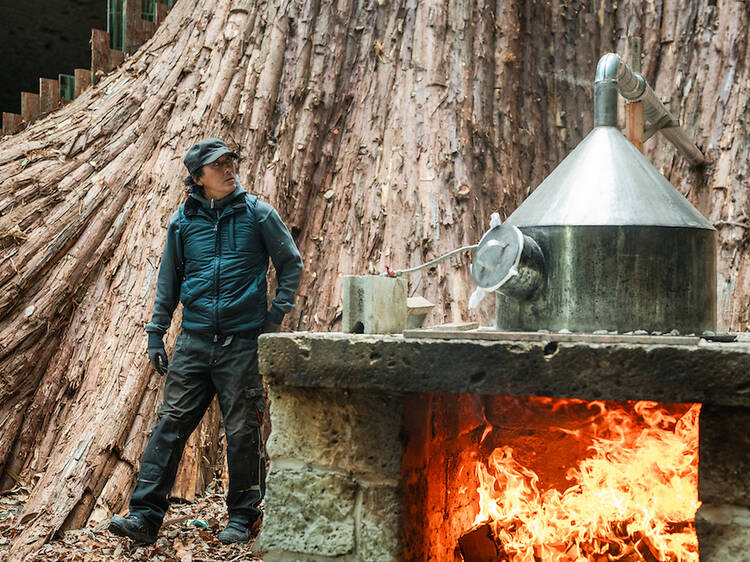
469, 213, 503, 310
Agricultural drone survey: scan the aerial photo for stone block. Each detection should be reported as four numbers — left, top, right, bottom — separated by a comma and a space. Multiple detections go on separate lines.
696, 504, 750, 561
406, 296, 434, 329
258, 333, 750, 407
359, 485, 402, 561
266, 387, 404, 479
699, 405, 750, 506
342, 275, 407, 334
260, 465, 357, 557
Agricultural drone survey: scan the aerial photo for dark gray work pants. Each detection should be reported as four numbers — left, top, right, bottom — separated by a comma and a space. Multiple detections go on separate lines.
129, 330, 265, 529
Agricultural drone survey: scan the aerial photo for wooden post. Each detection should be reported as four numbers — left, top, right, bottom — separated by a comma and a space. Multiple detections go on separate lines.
39, 78, 60, 115
74, 68, 91, 98
91, 30, 124, 84
21, 92, 41, 124
155, 2, 169, 25
2, 113, 23, 136
109, 49, 125, 70
124, 0, 144, 54
143, 19, 157, 42
625, 37, 644, 152
91, 29, 110, 84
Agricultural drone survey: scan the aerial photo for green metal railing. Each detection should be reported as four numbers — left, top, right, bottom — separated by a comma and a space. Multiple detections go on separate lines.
108, 0, 173, 50
59, 74, 76, 100
107, 0, 125, 51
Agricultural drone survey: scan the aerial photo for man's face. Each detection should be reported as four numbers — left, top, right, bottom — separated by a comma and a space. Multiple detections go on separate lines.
196, 155, 237, 196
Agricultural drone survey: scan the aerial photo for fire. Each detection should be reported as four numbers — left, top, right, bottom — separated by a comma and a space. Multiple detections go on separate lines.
469, 399, 700, 561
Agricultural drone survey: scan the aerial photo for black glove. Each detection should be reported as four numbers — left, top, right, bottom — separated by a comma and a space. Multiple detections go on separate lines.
147, 332, 168, 375
262, 308, 283, 333
262, 318, 281, 333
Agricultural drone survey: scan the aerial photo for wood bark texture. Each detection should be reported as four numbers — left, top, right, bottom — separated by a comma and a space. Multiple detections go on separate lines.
0, 0, 748, 558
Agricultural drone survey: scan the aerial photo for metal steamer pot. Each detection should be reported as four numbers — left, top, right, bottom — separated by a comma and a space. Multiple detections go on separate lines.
471, 54, 717, 334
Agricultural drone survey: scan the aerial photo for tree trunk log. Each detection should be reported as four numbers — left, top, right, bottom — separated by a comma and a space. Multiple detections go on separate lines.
0, 0, 748, 558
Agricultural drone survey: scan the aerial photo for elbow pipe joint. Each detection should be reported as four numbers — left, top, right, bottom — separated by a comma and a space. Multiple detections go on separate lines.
593, 53, 704, 165
593, 54, 621, 127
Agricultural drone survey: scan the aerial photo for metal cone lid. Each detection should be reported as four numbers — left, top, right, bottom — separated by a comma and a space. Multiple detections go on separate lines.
506, 126, 714, 229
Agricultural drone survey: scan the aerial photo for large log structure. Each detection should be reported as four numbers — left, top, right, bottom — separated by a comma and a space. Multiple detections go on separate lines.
0, 0, 747, 558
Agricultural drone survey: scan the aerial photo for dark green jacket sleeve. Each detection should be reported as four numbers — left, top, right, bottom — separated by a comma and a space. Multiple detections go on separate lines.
257, 202, 303, 325
145, 211, 183, 337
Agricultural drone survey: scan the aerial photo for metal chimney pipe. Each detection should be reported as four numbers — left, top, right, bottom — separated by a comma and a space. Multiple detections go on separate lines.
593, 53, 705, 165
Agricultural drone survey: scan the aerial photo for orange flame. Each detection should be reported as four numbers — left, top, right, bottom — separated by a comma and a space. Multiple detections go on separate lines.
470, 399, 700, 561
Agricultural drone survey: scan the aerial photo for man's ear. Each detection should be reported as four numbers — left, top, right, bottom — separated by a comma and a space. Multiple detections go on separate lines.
193, 174, 203, 186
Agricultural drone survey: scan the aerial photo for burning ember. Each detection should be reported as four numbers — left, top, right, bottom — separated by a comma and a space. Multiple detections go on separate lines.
461, 399, 700, 561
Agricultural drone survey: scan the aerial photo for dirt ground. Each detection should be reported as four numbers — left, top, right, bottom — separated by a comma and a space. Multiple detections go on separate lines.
0, 481, 261, 562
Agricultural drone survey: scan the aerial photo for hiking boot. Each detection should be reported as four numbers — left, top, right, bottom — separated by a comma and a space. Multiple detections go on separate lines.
218, 518, 261, 544
108, 514, 158, 544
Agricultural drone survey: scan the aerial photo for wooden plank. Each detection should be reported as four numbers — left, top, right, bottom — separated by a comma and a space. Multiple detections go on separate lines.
428, 322, 479, 331
626, 102, 644, 152
91, 29, 111, 84
109, 49, 125, 70
74, 68, 91, 97
20, 92, 40, 123
142, 19, 157, 42
155, 2, 169, 25
124, 0, 144, 54
626, 37, 644, 152
402, 328, 703, 346
458, 523, 500, 562
2, 112, 23, 136
39, 78, 60, 115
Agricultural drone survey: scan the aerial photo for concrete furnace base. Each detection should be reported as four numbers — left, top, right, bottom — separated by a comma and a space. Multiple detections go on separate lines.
257, 333, 750, 561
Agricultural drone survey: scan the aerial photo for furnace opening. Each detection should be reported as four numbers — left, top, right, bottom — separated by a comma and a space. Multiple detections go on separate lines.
401, 394, 700, 561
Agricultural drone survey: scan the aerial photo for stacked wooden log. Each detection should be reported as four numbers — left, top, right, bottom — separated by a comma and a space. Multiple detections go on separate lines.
458, 521, 694, 562
1, 0, 170, 137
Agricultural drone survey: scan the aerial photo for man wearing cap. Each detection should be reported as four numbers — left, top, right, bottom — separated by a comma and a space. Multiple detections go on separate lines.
109, 139, 303, 545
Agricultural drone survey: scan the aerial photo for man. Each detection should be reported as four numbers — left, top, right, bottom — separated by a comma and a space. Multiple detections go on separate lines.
109, 138, 303, 545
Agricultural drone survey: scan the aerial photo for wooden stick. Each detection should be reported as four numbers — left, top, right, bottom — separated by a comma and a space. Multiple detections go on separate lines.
631, 531, 660, 562
3, 111, 23, 135
142, 19, 157, 42
458, 523, 500, 562
74, 69, 91, 98
109, 49, 125, 70
39, 78, 60, 115
90, 29, 111, 85
156, 2, 169, 24
625, 37, 644, 152
124, 0, 144, 54
2, 112, 23, 135
21, 92, 40, 124
626, 102, 644, 152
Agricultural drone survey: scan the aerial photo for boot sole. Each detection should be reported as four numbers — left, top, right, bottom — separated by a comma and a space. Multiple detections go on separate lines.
218, 532, 251, 544
108, 520, 157, 545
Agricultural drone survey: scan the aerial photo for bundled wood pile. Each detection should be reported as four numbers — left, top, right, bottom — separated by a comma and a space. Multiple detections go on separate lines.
458, 521, 696, 562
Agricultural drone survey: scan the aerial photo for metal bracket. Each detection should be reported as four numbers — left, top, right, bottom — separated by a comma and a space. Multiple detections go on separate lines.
643, 114, 677, 141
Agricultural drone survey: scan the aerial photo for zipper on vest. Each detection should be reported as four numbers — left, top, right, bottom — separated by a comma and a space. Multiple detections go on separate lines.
214, 209, 220, 332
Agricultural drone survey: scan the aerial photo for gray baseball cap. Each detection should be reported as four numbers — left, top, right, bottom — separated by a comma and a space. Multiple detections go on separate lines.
183, 138, 239, 175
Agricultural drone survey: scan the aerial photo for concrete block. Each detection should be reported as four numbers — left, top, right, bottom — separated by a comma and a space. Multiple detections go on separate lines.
266, 387, 404, 479
342, 275, 407, 334
699, 404, 750, 507
359, 485, 402, 561
406, 296, 434, 329
260, 465, 357, 557
696, 504, 750, 561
